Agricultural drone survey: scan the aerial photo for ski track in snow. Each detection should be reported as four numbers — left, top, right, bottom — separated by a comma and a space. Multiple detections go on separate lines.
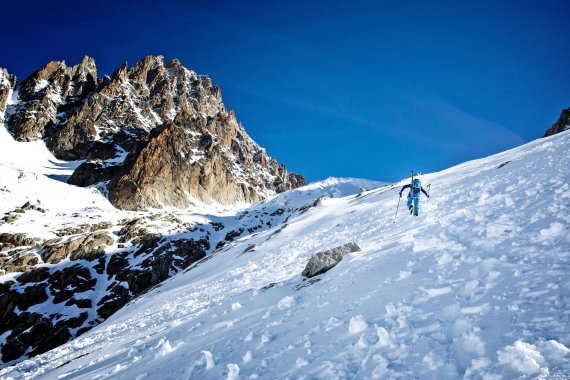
1, 130, 570, 379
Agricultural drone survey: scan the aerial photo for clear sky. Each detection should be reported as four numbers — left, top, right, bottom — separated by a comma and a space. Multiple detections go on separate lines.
2, 0, 569, 182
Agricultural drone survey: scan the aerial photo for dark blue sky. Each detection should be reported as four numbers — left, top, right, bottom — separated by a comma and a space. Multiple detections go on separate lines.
2, 0, 569, 182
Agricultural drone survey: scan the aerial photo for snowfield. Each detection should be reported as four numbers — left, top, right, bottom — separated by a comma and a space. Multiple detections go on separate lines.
1, 130, 569, 379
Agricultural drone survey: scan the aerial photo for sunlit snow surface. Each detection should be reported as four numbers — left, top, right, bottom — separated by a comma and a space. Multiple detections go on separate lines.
1, 130, 570, 379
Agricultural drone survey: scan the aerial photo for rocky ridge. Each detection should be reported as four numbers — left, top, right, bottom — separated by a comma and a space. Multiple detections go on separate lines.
0, 56, 305, 210
544, 106, 570, 137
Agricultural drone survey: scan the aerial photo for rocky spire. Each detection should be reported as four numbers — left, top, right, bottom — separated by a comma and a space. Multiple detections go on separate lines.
4, 57, 100, 142
4, 56, 306, 209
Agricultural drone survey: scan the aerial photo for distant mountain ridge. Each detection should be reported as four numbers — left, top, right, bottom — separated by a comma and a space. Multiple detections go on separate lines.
0, 56, 305, 210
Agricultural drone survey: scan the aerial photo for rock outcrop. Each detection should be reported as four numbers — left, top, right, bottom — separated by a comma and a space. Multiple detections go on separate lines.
0, 219, 211, 364
5, 57, 97, 143
0, 198, 300, 364
0, 68, 16, 116
2, 56, 305, 209
544, 107, 570, 137
41, 232, 115, 264
302, 243, 361, 278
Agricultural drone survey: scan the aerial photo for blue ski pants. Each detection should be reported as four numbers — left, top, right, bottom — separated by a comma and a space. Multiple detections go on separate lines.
407, 195, 419, 216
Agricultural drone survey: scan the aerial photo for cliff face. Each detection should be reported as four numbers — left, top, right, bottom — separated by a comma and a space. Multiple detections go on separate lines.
544, 106, 570, 137
2, 56, 305, 210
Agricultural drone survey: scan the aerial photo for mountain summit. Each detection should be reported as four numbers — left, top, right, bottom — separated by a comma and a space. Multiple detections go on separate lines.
0, 56, 305, 210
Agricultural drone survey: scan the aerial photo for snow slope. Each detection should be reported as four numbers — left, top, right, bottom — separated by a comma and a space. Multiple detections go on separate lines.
0, 107, 384, 365
2, 131, 570, 379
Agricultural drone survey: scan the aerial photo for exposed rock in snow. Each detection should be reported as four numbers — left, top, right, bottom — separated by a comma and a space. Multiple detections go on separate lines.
302, 242, 361, 278
0, 232, 41, 250
42, 231, 115, 264
0, 68, 16, 115
544, 106, 570, 136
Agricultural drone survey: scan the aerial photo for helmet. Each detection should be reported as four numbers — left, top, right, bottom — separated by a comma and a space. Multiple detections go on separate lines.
413, 178, 421, 189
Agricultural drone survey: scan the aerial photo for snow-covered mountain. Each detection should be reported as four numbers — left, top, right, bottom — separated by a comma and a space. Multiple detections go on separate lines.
1, 127, 568, 378
0, 56, 305, 210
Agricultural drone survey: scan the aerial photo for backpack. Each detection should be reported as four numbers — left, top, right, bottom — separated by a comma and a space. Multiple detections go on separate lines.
412, 178, 421, 190
411, 178, 421, 196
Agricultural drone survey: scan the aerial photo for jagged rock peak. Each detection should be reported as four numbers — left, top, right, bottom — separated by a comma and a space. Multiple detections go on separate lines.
544, 106, 570, 137
4, 56, 306, 209
0, 68, 17, 115
110, 61, 129, 81
166, 58, 182, 68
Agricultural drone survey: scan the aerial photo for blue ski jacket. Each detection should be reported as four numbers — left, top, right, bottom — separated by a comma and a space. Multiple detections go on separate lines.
399, 184, 429, 198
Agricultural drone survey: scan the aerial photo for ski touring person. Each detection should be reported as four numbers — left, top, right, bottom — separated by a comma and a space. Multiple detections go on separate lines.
399, 174, 429, 217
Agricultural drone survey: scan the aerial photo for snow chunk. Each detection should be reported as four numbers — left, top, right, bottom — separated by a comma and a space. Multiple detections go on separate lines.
372, 355, 389, 378
202, 350, 215, 369
260, 333, 272, 345
277, 296, 295, 310
376, 327, 394, 347
348, 315, 368, 335
423, 352, 443, 370
539, 340, 570, 364
461, 332, 485, 356
355, 334, 369, 349
464, 357, 493, 379
243, 351, 252, 363
423, 286, 452, 299
154, 339, 173, 358
497, 341, 545, 375
296, 357, 309, 368
231, 302, 242, 311
227, 363, 240, 380
538, 222, 567, 242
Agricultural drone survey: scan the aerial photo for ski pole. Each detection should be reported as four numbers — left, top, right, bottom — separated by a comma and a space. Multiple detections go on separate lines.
427, 184, 431, 205
393, 194, 401, 223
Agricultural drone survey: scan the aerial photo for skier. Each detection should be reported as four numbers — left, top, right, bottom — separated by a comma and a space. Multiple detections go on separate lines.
399, 177, 429, 217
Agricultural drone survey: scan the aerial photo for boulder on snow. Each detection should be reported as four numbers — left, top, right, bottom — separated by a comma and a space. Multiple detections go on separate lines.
302, 243, 361, 278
